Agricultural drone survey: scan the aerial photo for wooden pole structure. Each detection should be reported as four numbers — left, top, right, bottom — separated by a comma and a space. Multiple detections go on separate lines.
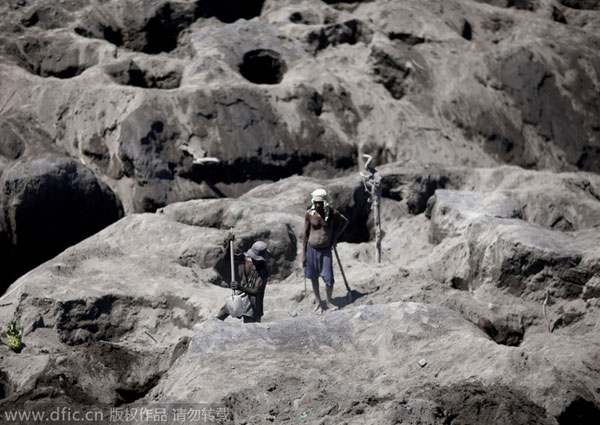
229, 235, 235, 285
360, 154, 382, 263
373, 173, 382, 263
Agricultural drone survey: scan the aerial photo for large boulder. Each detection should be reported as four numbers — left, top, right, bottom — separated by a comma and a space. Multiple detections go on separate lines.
462, 166, 600, 231
467, 218, 600, 300
149, 302, 598, 424
426, 186, 600, 300
0, 211, 227, 408
427, 189, 522, 244
0, 156, 123, 292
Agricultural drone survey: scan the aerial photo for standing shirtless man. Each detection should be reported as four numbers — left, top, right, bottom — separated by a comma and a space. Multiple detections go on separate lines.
302, 188, 349, 313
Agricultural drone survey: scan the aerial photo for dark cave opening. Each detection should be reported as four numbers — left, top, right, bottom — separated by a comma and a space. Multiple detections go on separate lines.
196, 0, 265, 23
106, 61, 182, 90
141, 3, 186, 54
557, 397, 600, 425
239, 49, 287, 85
476, 318, 524, 347
462, 20, 473, 40
8, 37, 93, 79
0, 160, 124, 295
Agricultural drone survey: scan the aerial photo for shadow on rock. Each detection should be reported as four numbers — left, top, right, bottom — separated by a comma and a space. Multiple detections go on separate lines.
332, 289, 367, 310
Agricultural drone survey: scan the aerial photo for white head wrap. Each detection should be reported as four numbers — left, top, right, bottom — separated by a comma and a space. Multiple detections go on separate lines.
310, 188, 330, 221
311, 188, 328, 202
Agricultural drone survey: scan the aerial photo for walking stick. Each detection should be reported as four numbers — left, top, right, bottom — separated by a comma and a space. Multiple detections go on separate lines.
230, 235, 235, 288
333, 245, 352, 301
304, 265, 307, 299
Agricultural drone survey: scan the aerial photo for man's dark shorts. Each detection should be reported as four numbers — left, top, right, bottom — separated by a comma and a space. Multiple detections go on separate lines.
305, 244, 334, 286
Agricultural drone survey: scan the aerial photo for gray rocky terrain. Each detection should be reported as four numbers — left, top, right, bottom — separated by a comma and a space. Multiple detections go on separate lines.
0, 0, 599, 424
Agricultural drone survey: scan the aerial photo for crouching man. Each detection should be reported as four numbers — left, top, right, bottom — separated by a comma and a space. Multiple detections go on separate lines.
216, 241, 270, 323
